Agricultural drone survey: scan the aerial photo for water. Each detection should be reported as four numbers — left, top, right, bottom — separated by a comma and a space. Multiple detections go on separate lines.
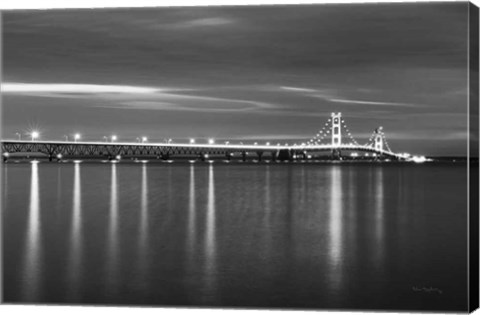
2, 161, 468, 311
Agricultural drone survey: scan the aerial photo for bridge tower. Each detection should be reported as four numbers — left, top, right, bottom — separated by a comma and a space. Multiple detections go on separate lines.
331, 112, 342, 146
374, 127, 383, 151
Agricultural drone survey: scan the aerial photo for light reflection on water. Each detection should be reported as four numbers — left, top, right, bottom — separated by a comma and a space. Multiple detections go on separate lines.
187, 164, 196, 255
203, 164, 217, 301
374, 167, 385, 270
23, 161, 41, 301
3, 162, 469, 311
67, 162, 82, 299
106, 163, 119, 295
136, 164, 149, 284
328, 166, 343, 292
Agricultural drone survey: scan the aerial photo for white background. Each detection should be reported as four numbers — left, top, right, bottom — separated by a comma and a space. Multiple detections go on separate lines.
0, 0, 478, 314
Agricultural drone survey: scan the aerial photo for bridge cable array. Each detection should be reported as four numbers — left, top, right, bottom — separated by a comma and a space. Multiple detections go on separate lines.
305, 114, 396, 154
306, 115, 361, 146
340, 118, 360, 146
364, 128, 393, 153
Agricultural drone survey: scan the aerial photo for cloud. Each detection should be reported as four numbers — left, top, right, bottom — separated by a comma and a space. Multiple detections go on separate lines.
181, 17, 233, 28
2, 82, 162, 94
327, 98, 418, 107
147, 17, 235, 31
383, 131, 469, 141
2, 81, 277, 113
108, 100, 272, 113
280, 86, 318, 93
278, 85, 425, 109
225, 134, 313, 141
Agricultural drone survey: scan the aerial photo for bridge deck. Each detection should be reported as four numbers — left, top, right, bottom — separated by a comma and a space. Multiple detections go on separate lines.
1, 140, 403, 160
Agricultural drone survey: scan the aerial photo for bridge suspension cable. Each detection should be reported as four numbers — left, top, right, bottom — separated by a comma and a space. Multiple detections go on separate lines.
380, 131, 393, 153
307, 117, 333, 145
305, 113, 396, 154
307, 113, 360, 146
339, 117, 360, 146
364, 126, 393, 153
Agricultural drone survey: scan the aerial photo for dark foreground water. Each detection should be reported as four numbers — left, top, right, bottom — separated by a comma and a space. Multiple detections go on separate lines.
2, 161, 468, 311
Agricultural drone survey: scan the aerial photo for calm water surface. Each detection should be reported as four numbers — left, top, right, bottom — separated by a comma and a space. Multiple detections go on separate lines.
2, 162, 468, 311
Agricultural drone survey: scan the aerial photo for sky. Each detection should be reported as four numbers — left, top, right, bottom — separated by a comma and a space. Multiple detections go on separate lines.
1, 2, 472, 156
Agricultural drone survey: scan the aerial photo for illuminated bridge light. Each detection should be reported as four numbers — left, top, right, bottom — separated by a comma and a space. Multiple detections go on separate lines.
31, 131, 39, 141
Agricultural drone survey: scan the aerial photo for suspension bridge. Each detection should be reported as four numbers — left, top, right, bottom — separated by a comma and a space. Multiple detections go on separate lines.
1, 113, 421, 162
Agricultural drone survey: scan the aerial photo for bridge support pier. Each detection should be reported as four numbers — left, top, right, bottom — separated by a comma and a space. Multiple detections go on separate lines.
331, 149, 342, 160
277, 149, 292, 161
48, 155, 54, 162
257, 151, 263, 162
199, 153, 206, 162
242, 152, 247, 162
225, 152, 232, 161
161, 152, 170, 160
271, 151, 277, 162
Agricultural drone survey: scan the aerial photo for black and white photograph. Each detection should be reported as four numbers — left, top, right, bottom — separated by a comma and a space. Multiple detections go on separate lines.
1, 1, 479, 313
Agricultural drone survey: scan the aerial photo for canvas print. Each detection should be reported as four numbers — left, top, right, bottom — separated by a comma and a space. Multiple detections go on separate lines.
1, 2, 479, 312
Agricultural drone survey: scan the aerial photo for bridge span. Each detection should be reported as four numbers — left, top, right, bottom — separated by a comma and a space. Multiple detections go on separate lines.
1, 113, 417, 162
1, 140, 404, 162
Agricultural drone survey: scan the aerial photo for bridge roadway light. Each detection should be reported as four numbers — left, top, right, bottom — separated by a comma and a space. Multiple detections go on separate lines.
208, 138, 215, 145
15, 132, 21, 140
142, 137, 147, 143
74, 133, 81, 142
111, 135, 117, 142
190, 138, 195, 144
31, 131, 39, 142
